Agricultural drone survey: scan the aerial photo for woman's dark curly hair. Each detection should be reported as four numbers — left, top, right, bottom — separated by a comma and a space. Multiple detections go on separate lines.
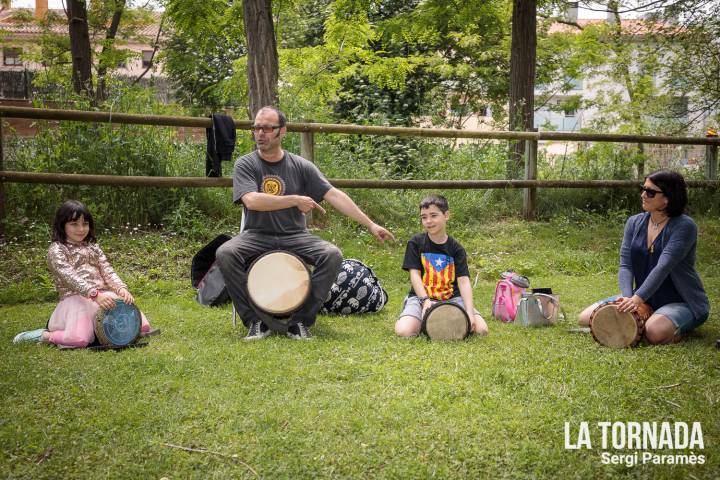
645, 169, 688, 217
51, 200, 96, 243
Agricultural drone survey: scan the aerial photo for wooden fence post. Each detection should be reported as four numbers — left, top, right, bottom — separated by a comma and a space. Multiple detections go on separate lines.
300, 119, 315, 163
0, 115, 5, 238
523, 131, 538, 220
300, 119, 315, 224
706, 129, 718, 180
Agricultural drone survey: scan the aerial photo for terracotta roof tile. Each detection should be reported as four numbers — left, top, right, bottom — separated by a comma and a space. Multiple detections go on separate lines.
0, 8, 161, 38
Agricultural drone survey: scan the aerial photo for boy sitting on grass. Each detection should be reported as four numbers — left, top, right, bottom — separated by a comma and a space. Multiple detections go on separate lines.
395, 194, 489, 337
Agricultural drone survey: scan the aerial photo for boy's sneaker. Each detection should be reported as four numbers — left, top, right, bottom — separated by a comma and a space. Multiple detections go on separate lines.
287, 322, 313, 340
13, 328, 47, 344
244, 321, 271, 340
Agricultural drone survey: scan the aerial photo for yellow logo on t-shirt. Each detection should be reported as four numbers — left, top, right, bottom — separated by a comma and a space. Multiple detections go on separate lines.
262, 175, 285, 196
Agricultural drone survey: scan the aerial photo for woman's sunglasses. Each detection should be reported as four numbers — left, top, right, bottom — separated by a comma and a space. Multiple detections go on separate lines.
639, 186, 663, 198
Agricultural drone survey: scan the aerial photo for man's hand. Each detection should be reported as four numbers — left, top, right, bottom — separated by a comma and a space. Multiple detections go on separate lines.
369, 223, 395, 242
295, 195, 326, 215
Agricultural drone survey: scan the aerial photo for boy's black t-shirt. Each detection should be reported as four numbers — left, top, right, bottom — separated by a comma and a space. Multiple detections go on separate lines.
402, 232, 470, 300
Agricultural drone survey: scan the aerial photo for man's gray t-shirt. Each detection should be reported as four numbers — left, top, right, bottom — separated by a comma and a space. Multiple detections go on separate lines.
233, 150, 333, 234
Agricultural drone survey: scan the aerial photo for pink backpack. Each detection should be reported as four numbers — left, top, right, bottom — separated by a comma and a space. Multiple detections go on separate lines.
491, 270, 530, 323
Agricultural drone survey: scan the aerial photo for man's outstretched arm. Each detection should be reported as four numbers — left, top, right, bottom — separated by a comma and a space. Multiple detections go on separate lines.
323, 188, 394, 242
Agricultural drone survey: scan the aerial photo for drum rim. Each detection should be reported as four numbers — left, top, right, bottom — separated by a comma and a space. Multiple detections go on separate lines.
421, 300, 471, 340
589, 300, 644, 348
246, 250, 312, 317
93, 300, 141, 346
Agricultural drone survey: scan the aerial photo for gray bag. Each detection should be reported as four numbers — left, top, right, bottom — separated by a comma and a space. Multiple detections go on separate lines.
516, 293, 560, 327
196, 263, 230, 306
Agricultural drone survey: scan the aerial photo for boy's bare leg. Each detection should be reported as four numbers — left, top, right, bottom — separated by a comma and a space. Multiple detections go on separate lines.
395, 316, 421, 337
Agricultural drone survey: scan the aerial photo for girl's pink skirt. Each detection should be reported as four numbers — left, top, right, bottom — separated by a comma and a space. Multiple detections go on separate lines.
47, 292, 150, 348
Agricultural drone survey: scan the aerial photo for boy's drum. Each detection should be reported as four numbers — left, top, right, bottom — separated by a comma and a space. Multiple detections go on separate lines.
247, 251, 311, 317
589, 301, 644, 348
421, 301, 471, 341
93, 300, 141, 346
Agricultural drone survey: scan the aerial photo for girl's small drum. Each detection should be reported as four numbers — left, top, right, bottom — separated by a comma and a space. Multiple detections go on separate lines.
589, 301, 644, 348
247, 251, 311, 316
93, 300, 141, 346
421, 301, 471, 341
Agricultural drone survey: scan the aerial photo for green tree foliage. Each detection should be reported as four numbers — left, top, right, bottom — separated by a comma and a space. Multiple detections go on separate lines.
161, 0, 246, 112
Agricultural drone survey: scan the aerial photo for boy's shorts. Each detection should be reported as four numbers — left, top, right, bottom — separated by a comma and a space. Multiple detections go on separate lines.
399, 296, 478, 322
595, 295, 708, 335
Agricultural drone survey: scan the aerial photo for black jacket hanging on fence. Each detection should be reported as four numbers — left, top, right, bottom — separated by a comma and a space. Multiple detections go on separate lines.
205, 114, 236, 177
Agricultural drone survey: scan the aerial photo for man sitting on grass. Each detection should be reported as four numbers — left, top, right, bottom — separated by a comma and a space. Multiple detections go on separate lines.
216, 106, 394, 341
395, 194, 488, 337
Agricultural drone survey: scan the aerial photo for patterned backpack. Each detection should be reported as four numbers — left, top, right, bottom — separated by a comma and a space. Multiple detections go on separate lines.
491, 270, 530, 323
321, 259, 388, 315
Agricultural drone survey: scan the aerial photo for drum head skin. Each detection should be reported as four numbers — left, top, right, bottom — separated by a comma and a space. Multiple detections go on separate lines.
422, 302, 471, 341
94, 300, 141, 347
590, 303, 642, 348
247, 251, 311, 316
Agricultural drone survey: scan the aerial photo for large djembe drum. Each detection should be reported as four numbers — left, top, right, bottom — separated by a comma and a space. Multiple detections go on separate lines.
421, 301, 471, 341
589, 301, 645, 348
93, 300, 142, 347
246, 251, 311, 330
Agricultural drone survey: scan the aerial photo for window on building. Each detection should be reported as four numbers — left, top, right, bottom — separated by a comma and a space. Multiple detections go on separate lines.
567, 77, 583, 90
3, 48, 22, 66
564, 108, 577, 118
141, 50, 153, 68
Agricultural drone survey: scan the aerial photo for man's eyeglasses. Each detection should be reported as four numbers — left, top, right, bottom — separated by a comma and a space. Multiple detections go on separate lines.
639, 186, 663, 198
251, 124, 281, 134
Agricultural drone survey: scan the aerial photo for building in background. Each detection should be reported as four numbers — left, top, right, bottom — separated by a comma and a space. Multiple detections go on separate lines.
1, 0, 163, 99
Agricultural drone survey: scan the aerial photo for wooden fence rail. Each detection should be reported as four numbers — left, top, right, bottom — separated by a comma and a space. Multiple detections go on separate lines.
1, 106, 719, 235
2, 171, 718, 190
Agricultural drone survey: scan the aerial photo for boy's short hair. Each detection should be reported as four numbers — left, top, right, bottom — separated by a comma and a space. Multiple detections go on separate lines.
419, 194, 449, 213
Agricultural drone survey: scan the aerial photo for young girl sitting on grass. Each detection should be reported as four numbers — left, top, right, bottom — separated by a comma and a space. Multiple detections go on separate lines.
13, 200, 153, 347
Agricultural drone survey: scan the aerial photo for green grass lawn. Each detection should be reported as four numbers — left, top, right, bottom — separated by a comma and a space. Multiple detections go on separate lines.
1, 215, 719, 479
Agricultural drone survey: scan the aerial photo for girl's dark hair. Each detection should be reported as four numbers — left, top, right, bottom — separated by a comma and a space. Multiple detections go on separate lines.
419, 194, 449, 213
645, 169, 688, 217
52, 200, 96, 243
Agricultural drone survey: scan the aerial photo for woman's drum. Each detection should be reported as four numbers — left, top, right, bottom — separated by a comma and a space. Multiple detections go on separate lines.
421, 301, 471, 341
93, 300, 142, 347
589, 301, 645, 348
247, 251, 311, 319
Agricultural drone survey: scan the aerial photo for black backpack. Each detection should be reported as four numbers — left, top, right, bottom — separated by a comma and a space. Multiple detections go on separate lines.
321, 259, 388, 315
191, 234, 232, 306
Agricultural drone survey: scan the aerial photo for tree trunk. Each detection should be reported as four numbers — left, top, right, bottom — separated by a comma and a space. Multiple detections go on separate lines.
67, 0, 93, 96
507, 0, 536, 178
607, 1, 646, 178
243, 0, 279, 119
96, 0, 127, 103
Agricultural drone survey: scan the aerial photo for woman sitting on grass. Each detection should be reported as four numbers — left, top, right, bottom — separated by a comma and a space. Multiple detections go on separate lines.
578, 170, 710, 344
13, 200, 154, 347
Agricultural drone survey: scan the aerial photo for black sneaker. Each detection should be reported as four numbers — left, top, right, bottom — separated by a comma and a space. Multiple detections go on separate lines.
245, 321, 271, 340
287, 322, 313, 340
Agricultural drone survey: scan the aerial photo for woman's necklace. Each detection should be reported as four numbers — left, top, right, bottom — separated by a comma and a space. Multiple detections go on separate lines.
650, 215, 668, 229
648, 215, 668, 253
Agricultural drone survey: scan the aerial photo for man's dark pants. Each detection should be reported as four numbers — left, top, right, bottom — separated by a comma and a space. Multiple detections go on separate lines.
215, 230, 342, 328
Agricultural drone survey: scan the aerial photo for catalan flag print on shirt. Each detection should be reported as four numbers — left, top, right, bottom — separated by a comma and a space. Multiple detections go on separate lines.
421, 252, 456, 300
